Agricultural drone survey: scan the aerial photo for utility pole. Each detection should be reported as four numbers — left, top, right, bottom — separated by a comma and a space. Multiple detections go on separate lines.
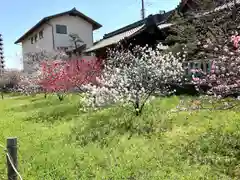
141, 0, 145, 20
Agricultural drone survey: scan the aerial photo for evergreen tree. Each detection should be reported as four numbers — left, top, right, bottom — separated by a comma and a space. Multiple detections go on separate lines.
165, 0, 239, 60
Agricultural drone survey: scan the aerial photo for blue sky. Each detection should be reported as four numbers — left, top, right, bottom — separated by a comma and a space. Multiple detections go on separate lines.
0, 0, 179, 70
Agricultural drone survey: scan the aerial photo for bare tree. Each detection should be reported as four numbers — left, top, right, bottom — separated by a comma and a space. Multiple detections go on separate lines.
69, 33, 84, 49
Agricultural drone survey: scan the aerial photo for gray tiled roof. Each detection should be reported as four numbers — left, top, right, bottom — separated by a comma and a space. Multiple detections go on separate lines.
85, 24, 145, 52
85, 23, 173, 53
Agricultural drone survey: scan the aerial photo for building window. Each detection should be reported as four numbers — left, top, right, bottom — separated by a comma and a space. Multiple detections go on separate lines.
201, 62, 204, 71
194, 62, 199, 69
206, 62, 212, 72
190, 62, 194, 69
39, 30, 43, 39
56, 25, 67, 34
31, 37, 34, 44
34, 34, 38, 42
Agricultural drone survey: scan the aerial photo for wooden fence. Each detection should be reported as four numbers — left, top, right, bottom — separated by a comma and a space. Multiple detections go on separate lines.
1, 137, 22, 180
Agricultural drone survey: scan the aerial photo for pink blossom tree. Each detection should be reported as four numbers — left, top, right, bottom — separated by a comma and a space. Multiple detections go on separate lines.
192, 35, 240, 97
170, 0, 240, 111
173, 35, 240, 112
39, 57, 102, 101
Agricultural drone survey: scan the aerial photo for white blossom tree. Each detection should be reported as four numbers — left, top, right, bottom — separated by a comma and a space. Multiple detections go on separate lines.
82, 44, 186, 115
0, 75, 8, 99
0, 69, 20, 98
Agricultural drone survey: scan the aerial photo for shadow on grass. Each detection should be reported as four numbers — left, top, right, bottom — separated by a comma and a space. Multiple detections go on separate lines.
69, 103, 174, 147
9, 99, 62, 112
9, 95, 37, 101
24, 103, 83, 123
30, 96, 47, 102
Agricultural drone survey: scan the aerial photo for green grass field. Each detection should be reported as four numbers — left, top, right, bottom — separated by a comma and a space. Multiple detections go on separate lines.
0, 94, 240, 179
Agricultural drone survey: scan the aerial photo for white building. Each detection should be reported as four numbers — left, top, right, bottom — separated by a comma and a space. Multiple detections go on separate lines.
15, 8, 102, 72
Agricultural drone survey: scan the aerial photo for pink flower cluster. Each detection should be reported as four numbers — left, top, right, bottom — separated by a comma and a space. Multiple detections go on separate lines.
39, 57, 102, 93
231, 35, 240, 48
192, 35, 240, 97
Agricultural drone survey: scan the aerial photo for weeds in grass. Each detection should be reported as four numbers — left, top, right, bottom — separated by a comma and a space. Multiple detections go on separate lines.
0, 95, 239, 179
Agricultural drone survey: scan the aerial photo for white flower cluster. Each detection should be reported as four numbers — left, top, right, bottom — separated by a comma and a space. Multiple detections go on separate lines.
24, 50, 68, 75
82, 44, 186, 113
17, 74, 41, 95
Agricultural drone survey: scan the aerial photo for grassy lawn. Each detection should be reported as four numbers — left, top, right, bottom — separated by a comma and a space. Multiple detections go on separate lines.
0, 94, 240, 179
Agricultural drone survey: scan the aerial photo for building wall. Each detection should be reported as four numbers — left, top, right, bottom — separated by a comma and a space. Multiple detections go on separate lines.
22, 14, 94, 73
22, 24, 54, 73
49, 15, 93, 49
22, 24, 53, 54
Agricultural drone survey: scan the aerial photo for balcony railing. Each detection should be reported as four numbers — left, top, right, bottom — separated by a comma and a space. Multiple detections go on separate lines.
183, 60, 212, 73
183, 60, 213, 81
